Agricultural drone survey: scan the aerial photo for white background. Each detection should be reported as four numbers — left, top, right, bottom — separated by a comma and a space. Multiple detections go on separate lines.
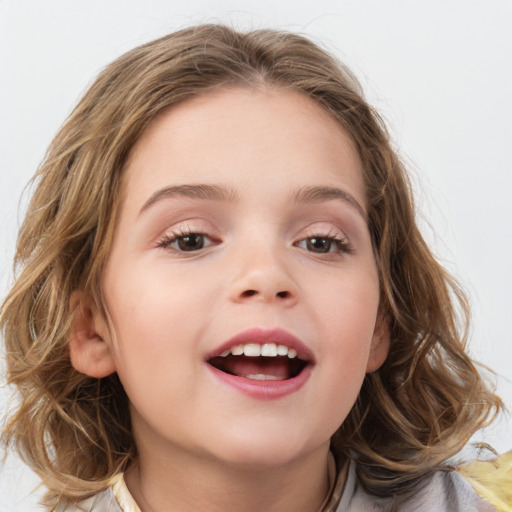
1, 1, 511, 510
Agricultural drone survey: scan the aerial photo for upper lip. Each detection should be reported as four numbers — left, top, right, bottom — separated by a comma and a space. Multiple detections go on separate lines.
205, 327, 315, 363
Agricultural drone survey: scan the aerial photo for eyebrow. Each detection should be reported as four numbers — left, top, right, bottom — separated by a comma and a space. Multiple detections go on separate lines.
139, 183, 239, 215
291, 186, 367, 220
139, 183, 366, 220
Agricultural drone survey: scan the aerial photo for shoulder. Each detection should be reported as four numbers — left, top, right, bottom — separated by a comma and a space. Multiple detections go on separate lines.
337, 462, 497, 512
458, 451, 512, 512
414, 469, 498, 512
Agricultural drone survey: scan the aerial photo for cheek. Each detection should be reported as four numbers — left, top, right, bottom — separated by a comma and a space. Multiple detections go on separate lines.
102, 266, 208, 378
102, 287, 204, 427
106, 257, 213, 325
309, 270, 379, 413
309, 265, 380, 341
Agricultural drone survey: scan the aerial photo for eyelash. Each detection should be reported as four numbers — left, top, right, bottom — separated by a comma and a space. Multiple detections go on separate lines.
156, 228, 353, 255
294, 230, 353, 255
156, 227, 217, 253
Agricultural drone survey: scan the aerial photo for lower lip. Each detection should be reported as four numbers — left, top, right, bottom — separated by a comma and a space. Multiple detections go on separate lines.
206, 364, 313, 400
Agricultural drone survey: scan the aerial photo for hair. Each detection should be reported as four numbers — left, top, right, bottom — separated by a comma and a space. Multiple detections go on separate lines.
1, 23, 503, 507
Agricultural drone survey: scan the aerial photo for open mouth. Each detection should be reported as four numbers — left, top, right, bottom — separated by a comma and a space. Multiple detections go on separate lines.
208, 343, 310, 381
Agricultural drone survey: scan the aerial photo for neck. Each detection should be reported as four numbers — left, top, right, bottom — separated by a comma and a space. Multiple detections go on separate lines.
124, 440, 333, 512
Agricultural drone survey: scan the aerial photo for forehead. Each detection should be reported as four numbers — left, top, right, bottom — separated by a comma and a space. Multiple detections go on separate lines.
120, 87, 365, 210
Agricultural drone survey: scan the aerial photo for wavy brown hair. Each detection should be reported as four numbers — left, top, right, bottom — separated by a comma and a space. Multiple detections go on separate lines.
1, 24, 502, 507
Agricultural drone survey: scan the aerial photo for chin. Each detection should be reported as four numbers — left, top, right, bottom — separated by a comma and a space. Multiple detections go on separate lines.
205, 428, 327, 472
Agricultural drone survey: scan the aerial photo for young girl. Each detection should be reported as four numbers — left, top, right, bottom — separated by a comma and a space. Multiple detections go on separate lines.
1, 24, 508, 511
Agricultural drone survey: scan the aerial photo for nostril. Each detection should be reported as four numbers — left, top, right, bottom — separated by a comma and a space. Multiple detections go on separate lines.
238, 289, 292, 300
241, 289, 258, 298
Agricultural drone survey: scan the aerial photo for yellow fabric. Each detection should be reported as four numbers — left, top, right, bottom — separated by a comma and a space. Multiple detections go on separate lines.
458, 451, 512, 512
112, 473, 141, 512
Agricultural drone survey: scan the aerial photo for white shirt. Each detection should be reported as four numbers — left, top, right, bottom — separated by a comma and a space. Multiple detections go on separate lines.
55, 460, 496, 511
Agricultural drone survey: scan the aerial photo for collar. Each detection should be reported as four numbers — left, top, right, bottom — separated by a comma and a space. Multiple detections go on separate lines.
111, 453, 351, 512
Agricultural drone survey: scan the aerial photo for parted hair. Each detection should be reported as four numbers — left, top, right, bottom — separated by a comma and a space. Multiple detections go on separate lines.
1, 24, 502, 506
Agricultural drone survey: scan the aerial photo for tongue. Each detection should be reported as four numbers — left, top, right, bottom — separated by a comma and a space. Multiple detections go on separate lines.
221, 356, 291, 380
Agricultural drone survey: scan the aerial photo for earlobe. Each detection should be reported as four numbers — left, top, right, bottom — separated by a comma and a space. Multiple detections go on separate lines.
366, 312, 391, 373
69, 291, 116, 378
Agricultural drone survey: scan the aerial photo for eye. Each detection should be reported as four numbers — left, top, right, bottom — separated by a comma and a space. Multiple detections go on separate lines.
296, 235, 352, 254
306, 237, 333, 253
157, 231, 216, 252
175, 233, 206, 251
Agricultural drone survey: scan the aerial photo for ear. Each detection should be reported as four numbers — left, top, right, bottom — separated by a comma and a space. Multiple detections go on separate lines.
69, 291, 116, 378
366, 311, 390, 373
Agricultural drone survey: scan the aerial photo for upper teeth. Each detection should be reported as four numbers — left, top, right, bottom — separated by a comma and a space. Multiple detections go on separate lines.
219, 343, 298, 359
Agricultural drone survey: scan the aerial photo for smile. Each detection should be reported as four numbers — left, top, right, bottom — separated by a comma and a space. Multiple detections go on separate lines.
205, 328, 314, 399
209, 342, 306, 380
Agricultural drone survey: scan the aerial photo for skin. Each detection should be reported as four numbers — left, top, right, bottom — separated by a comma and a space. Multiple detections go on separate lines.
70, 87, 389, 512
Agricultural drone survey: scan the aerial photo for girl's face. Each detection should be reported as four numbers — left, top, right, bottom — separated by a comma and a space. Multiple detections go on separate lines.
82, 87, 388, 470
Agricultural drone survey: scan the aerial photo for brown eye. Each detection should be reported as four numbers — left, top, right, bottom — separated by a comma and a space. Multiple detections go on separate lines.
306, 237, 332, 253
177, 234, 205, 251
295, 234, 352, 255
158, 232, 214, 252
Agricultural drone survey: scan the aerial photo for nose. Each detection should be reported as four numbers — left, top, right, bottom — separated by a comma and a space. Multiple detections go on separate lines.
227, 244, 299, 306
